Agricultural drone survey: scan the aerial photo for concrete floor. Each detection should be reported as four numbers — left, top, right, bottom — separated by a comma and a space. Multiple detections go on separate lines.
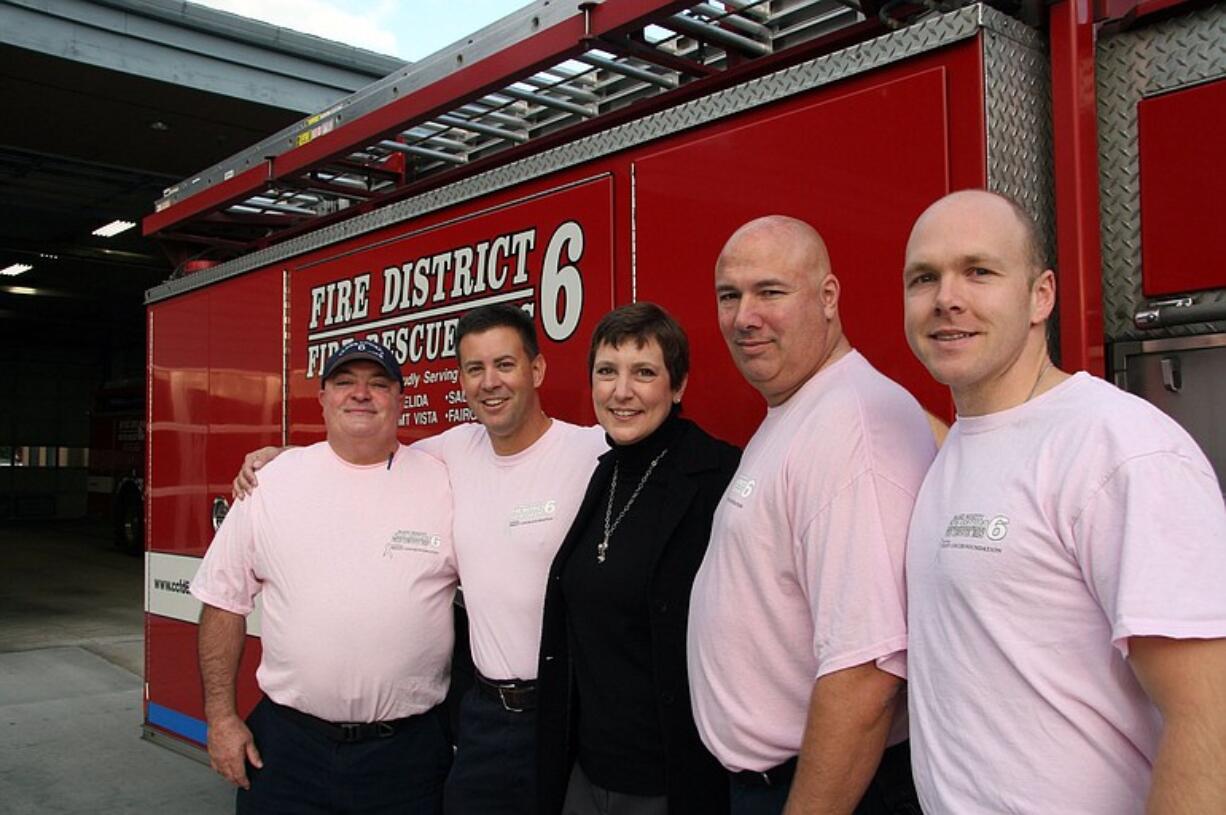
0, 519, 233, 814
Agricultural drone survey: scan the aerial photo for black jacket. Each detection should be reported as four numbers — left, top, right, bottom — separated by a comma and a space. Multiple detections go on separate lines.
535, 418, 740, 814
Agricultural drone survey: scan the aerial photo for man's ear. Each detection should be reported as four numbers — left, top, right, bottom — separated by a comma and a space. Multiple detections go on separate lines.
820, 273, 841, 319
1030, 268, 1056, 325
531, 353, 547, 389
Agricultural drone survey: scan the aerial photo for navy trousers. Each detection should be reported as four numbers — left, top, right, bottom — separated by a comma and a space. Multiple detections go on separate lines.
443, 686, 537, 815
236, 697, 452, 815
729, 741, 920, 815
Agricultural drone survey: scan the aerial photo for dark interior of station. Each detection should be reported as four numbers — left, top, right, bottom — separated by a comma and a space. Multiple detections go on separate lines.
0, 4, 400, 536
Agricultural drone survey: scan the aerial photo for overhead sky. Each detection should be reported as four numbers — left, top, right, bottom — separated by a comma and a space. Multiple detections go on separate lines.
192, 0, 535, 62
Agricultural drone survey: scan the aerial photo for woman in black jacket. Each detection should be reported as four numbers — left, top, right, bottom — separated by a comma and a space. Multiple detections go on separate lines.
537, 303, 740, 815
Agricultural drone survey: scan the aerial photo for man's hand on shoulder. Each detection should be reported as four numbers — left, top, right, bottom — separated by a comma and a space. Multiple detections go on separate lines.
232, 446, 291, 501
206, 711, 263, 789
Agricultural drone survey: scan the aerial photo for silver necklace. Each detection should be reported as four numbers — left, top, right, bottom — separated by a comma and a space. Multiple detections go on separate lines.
598, 448, 668, 564
1025, 359, 1053, 403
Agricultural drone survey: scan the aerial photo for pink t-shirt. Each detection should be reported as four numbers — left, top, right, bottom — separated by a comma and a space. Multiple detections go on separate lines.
907, 373, 1226, 814
413, 419, 606, 681
688, 351, 936, 772
190, 442, 457, 723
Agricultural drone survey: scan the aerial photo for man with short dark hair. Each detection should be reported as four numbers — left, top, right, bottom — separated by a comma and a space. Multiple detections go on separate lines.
194, 339, 457, 814
688, 215, 935, 815
903, 189, 1226, 814
422, 304, 605, 815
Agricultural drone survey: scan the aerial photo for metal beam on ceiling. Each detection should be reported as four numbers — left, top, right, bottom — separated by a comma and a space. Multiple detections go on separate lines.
0, 0, 405, 114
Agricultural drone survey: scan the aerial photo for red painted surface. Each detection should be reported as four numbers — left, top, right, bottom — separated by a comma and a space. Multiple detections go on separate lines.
149, 289, 211, 557
1049, 0, 1105, 376
1096, 0, 1204, 24
148, 273, 283, 558
145, 615, 263, 745
1138, 78, 1226, 296
146, 272, 282, 750
634, 55, 978, 438
142, 163, 268, 237
207, 272, 285, 511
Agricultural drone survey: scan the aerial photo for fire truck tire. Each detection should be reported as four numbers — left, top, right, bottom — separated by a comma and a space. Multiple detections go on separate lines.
114, 488, 144, 556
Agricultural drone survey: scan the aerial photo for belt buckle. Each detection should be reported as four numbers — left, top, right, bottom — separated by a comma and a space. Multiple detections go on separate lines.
375, 722, 396, 738
497, 685, 524, 714
340, 723, 363, 742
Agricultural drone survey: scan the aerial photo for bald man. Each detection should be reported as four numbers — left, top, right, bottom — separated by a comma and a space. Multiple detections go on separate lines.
688, 216, 936, 815
903, 190, 1226, 814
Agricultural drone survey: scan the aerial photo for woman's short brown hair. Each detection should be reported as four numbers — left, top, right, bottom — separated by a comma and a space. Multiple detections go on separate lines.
588, 302, 690, 388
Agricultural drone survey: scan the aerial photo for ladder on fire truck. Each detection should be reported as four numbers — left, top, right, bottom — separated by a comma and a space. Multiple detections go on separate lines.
145, 0, 962, 260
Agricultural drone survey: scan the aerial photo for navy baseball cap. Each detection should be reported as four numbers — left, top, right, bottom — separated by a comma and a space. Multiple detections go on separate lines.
320, 340, 404, 389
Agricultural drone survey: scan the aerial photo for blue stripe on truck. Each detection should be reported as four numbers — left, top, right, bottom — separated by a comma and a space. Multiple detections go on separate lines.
148, 702, 207, 745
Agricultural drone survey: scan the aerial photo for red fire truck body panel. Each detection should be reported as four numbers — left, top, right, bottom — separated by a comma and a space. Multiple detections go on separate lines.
287, 175, 617, 441
1137, 76, 1226, 297
140, 0, 1226, 755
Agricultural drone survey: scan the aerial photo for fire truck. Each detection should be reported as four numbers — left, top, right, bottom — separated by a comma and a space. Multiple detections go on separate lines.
87, 380, 146, 555
138, 0, 1226, 758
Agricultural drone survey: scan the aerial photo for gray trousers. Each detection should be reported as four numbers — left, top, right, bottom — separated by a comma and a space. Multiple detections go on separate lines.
562, 762, 669, 815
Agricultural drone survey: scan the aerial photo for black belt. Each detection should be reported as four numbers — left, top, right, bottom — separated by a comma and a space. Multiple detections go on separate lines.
267, 699, 417, 743
731, 756, 798, 788
473, 671, 537, 712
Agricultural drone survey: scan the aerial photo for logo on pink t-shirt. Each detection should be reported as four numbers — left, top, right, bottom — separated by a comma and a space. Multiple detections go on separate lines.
940, 512, 1010, 553
384, 530, 443, 557
726, 476, 756, 506
508, 499, 559, 527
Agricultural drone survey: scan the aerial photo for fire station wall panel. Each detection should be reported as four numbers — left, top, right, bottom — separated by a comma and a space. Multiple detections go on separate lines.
1137, 78, 1226, 297
286, 175, 615, 441
635, 47, 987, 443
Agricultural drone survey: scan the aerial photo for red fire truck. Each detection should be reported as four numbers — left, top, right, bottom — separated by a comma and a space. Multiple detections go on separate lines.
87, 380, 146, 554
138, 0, 1226, 758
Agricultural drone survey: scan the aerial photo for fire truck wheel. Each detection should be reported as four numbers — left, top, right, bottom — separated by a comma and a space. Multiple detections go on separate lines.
114, 488, 143, 556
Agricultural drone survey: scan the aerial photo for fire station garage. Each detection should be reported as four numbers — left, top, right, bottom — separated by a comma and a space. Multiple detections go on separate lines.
0, 2, 401, 810
4, 0, 1226, 812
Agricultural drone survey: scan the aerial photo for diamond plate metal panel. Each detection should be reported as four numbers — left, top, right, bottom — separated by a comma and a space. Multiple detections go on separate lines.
1097, 3, 1226, 342
149, 3, 1016, 304
983, 22, 1054, 356
984, 26, 1052, 262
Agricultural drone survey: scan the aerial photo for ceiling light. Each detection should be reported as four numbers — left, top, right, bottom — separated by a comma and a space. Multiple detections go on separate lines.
38, 252, 59, 260
150, 120, 170, 131
0, 263, 32, 276
4, 286, 38, 296
92, 220, 136, 238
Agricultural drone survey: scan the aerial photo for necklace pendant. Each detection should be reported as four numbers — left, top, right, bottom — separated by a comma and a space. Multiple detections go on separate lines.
597, 537, 608, 563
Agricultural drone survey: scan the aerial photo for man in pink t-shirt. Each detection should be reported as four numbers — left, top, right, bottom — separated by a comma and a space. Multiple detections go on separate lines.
688, 216, 936, 815
903, 190, 1226, 813
193, 340, 457, 814
422, 305, 605, 815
